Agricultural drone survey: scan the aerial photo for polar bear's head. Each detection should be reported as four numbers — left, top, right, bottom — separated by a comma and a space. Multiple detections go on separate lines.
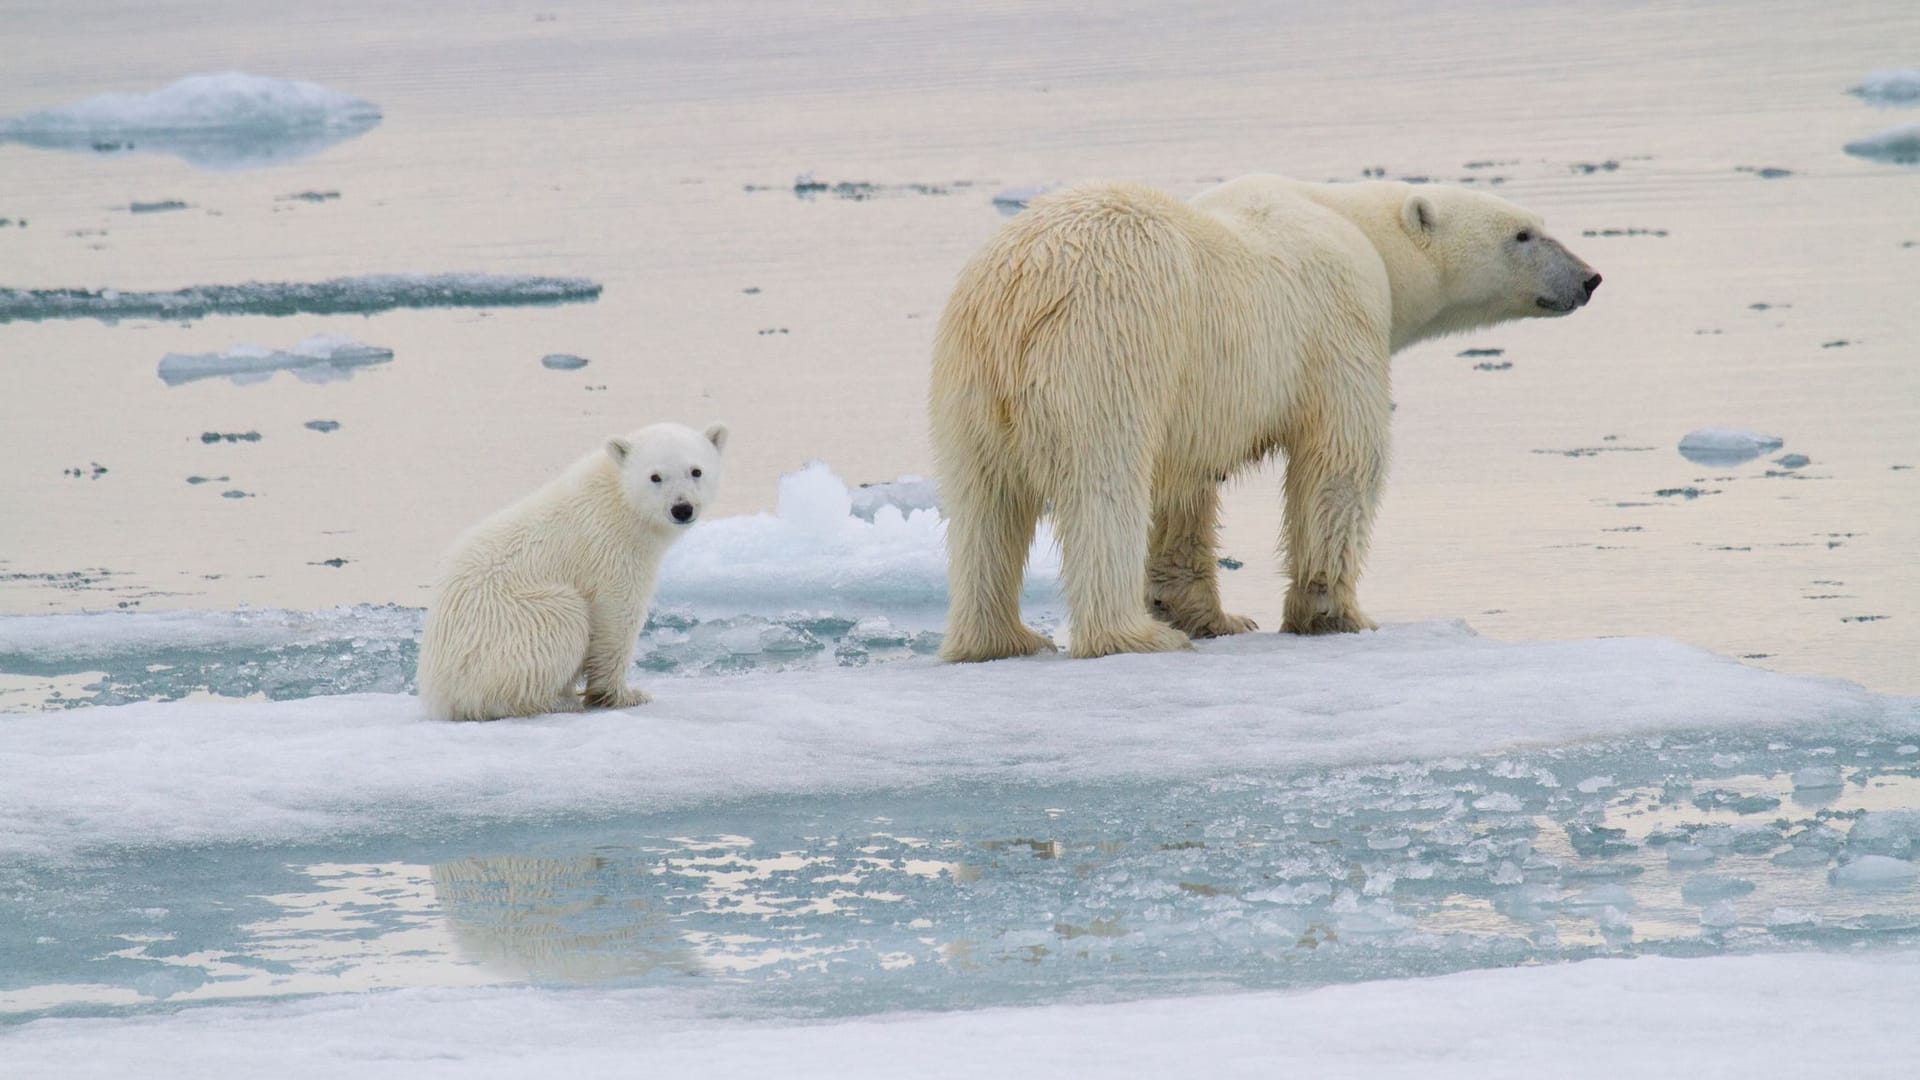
605, 421, 728, 529
1400, 186, 1600, 332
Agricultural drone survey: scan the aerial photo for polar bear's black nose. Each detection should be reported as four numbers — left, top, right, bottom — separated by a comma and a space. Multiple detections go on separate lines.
671, 502, 695, 523
1582, 273, 1603, 298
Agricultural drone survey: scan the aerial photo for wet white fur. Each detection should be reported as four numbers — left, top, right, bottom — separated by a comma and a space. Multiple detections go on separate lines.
417, 422, 727, 721
931, 175, 1597, 661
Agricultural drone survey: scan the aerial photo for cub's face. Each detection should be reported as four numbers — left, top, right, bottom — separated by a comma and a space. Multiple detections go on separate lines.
1403, 187, 1601, 327
606, 422, 728, 529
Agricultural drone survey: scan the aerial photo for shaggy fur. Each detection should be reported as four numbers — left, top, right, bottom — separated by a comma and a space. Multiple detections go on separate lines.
931, 175, 1599, 661
417, 422, 727, 720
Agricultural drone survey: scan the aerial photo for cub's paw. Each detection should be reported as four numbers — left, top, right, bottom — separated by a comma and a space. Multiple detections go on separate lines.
1182, 611, 1259, 639
585, 685, 652, 709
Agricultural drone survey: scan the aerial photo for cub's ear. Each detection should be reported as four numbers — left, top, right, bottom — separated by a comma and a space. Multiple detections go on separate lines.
605, 437, 632, 464
1401, 193, 1436, 239
704, 423, 729, 453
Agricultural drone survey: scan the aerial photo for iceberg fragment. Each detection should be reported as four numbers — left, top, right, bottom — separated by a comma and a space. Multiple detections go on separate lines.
1677, 428, 1783, 465
0, 273, 602, 324
1845, 122, 1920, 164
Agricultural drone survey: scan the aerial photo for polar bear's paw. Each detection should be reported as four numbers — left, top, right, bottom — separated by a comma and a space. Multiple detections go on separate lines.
940, 623, 1058, 664
1283, 587, 1376, 635
585, 684, 652, 710
1070, 617, 1192, 659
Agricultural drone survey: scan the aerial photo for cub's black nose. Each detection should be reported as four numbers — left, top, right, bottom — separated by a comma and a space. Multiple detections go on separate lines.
671, 502, 694, 523
1583, 273, 1603, 298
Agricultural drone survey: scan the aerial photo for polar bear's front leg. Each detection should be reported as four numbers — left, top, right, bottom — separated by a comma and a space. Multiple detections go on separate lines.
1148, 480, 1257, 638
581, 592, 649, 709
1281, 390, 1387, 635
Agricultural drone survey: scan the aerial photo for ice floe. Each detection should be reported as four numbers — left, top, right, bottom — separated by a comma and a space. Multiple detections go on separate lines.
0, 273, 602, 324
1845, 121, 1920, 164
0, 72, 382, 169
1677, 427, 1783, 465
1, 618, 1910, 860
158, 334, 393, 386
3, 951, 1916, 1079
1849, 68, 1920, 106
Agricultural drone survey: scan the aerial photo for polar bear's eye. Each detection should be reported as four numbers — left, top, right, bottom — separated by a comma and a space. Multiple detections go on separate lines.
691, 468, 703, 478
1515, 230, 1532, 243
649, 473, 662, 483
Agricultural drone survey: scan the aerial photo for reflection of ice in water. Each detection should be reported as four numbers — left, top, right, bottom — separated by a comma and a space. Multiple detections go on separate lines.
157, 335, 394, 387
1677, 427, 1783, 465
0, 72, 381, 170
431, 854, 694, 980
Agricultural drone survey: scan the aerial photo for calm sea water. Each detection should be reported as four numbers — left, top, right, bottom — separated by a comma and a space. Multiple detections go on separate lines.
1, 0, 1916, 691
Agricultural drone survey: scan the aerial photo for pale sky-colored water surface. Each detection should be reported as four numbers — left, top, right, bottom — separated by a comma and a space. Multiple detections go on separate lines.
2, 0, 1915, 690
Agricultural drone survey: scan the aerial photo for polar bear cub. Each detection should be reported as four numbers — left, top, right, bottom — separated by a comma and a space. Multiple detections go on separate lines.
417, 422, 727, 721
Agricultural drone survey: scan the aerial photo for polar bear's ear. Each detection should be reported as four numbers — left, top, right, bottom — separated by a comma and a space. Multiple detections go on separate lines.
704, 423, 729, 453
605, 437, 632, 464
1401, 193, 1436, 240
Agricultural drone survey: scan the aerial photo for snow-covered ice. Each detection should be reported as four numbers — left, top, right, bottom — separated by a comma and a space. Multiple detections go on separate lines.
0, 73, 382, 169
4, 952, 1916, 1080
1849, 68, 1920, 106
158, 334, 393, 386
657, 461, 1059, 610
0, 273, 603, 324
1676, 427, 1783, 465
1845, 121, 1920, 164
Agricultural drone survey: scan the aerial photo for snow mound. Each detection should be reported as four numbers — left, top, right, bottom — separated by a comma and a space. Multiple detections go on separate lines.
0, 274, 602, 324
658, 461, 1058, 610
1845, 122, 1920, 164
1677, 427, 1783, 465
4, 952, 1917, 1079
158, 335, 393, 386
0, 73, 382, 169
1, 620, 1910, 860
1849, 69, 1920, 106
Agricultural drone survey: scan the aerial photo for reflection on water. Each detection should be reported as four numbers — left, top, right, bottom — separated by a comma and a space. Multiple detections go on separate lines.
6, 730, 1914, 1021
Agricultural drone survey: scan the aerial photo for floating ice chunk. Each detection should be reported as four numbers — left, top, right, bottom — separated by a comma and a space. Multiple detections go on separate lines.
1767, 907, 1820, 929
1564, 884, 1636, 910
541, 353, 590, 371
849, 475, 940, 522
1667, 844, 1715, 866
0, 73, 381, 169
658, 461, 1061, 611
0, 273, 602, 324
1790, 765, 1842, 790
1575, 774, 1614, 794
1680, 875, 1756, 904
158, 335, 392, 386
992, 183, 1063, 215
1471, 792, 1523, 812
1849, 69, 1920, 106
1846, 810, 1920, 859
1677, 428, 1783, 465
1845, 122, 1920, 164
1828, 854, 1916, 888
1699, 899, 1739, 928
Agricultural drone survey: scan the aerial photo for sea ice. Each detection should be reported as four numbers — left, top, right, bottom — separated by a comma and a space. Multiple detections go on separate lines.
1847, 810, 1920, 859
0, 73, 382, 169
0, 273, 602, 324
1845, 122, 1920, 164
1849, 69, 1920, 106
848, 475, 941, 522
992, 183, 1063, 215
540, 353, 590, 370
158, 335, 393, 386
1677, 428, 1783, 465
1828, 854, 1917, 888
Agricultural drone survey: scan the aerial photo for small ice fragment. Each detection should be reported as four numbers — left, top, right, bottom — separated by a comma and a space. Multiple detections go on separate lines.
1667, 844, 1715, 866
1471, 792, 1523, 812
129, 199, 189, 214
1565, 884, 1635, 909
1489, 861, 1524, 886
1845, 122, 1920, 164
304, 420, 340, 433
1846, 810, 1920, 859
1791, 766, 1842, 790
1829, 854, 1917, 887
1678, 428, 1784, 465
1849, 69, 1920, 106
1767, 907, 1820, 929
1699, 899, 1739, 928
1365, 832, 1411, 850
991, 183, 1062, 215
1575, 775, 1614, 794
1774, 453, 1810, 469
541, 353, 589, 370
849, 475, 941, 522
1681, 875, 1756, 904
1898, 745, 1919, 756
1596, 905, 1632, 931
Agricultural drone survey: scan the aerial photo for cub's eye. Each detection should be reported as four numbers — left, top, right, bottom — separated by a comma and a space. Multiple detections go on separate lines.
1515, 230, 1533, 243
649, 473, 662, 484
691, 468, 703, 478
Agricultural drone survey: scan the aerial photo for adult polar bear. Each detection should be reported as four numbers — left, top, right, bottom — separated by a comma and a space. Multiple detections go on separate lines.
932, 175, 1600, 661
